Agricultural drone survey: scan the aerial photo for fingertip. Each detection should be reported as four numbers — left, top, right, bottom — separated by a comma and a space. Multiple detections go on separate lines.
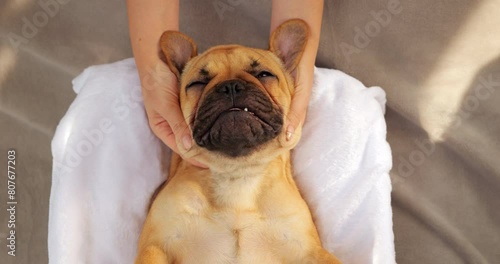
286, 125, 295, 141
182, 134, 192, 151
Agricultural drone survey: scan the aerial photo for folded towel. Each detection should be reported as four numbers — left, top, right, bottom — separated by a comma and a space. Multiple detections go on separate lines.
49, 58, 395, 264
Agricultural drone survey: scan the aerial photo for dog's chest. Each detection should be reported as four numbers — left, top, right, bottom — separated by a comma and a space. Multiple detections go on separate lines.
154, 182, 314, 264
165, 209, 309, 264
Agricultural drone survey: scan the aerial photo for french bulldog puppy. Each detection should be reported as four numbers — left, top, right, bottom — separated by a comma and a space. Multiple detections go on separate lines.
135, 19, 341, 264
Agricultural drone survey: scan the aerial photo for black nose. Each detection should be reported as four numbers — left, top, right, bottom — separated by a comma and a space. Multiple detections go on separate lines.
215, 80, 246, 98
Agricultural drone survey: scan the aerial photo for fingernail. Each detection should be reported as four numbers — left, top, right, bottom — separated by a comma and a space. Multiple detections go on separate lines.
182, 135, 192, 150
286, 125, 294, 141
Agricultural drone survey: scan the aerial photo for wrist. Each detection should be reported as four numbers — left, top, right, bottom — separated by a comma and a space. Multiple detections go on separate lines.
127, 0, 179, 78
299, 38, 319, 80
133, 50, 162, 78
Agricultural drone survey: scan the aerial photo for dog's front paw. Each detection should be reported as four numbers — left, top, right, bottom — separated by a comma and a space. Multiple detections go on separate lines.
299, 248, 342, 264
135, 245, 169, 264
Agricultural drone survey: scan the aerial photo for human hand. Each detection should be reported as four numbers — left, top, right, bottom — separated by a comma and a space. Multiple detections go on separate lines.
128, 0, 205, 167
270, 1, 323, 144
140, 58, 207, 168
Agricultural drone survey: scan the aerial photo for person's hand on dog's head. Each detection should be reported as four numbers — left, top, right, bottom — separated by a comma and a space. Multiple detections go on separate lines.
270, 0, 324, 148
140, 57, 207, 169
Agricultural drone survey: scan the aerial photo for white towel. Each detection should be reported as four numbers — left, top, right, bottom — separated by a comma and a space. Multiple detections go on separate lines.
49, 58, 395, 264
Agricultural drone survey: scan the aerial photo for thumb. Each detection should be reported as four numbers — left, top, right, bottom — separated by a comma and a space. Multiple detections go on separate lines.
161, 104, 193, 155
160, 107, 209, 168
148, 108, 192, 153
152, 117, 207, 168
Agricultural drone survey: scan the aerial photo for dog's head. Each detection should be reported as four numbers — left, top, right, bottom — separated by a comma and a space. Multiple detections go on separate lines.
160, 19, 308, 168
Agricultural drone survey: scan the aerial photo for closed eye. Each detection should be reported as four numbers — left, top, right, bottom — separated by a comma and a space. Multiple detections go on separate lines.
256, 71, 275, 78
186, 81, 208, 89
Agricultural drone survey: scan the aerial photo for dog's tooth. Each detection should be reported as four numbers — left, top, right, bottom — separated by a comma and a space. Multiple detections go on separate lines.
244, 108, 248, 112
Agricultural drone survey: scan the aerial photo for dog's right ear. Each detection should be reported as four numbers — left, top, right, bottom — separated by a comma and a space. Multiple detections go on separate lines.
269, 19, 309, 73
159, 31, 197, 79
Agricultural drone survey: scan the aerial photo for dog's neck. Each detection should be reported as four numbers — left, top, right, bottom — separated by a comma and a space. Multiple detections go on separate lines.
212, 155, 289, 210
180, 152, 293, 210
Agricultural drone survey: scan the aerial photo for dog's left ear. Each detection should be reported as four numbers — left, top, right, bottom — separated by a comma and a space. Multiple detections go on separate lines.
159, 31, 198, 79
269, 19, 309, 73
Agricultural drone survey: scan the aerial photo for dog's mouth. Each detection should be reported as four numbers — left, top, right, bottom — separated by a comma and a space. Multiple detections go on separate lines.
227, 107, 253, 114
192, 80, 283, 157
